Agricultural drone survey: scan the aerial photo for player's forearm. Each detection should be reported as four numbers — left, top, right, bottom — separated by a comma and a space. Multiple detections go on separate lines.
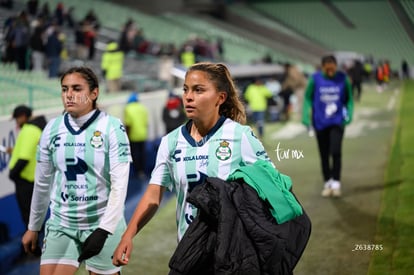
122, 184, 164, 239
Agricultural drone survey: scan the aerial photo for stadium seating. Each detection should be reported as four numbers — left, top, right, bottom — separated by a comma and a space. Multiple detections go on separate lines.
400, 0, 414, 23
251, 0, 414, 70
0, 64, 61, 117
160, 12, 285, 64
333, 0, 414, 69
229, 4, 313, 44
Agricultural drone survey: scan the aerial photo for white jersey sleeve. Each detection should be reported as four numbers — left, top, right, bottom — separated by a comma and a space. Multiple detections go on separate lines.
99, 119, 131, 233
240, 126, 275, 167
149, 131, 175, 190
28, 120, 56, 231
99, 161, 129, 233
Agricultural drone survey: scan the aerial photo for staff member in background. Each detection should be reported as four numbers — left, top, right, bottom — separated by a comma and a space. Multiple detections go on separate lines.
302, 55, 353, 198
124, 92, 149, 179
244, 78, 273, 138
22, 67, 131, 275
8, 105, 47, 228
101, 41, 124, 93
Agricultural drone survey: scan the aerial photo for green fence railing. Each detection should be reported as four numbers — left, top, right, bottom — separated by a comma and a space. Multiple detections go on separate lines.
0, 75, 61, 117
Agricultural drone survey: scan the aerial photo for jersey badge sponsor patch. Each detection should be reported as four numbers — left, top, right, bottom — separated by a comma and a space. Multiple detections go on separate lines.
90, 131, 103, 148
215, 140, 232, 161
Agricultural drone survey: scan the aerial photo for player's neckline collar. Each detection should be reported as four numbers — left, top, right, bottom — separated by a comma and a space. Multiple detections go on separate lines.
64, 110, 101, 135
182, 116, 226, 147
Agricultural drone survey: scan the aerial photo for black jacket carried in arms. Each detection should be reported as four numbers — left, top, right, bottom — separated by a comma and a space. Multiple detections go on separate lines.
169, 177, 311, 275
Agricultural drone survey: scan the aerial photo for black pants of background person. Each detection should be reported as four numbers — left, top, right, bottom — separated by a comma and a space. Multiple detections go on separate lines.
14, 46, 28, 70
352, 81, 362, 102
130, 141, 146, 178
315, 125, 344, 182
279, 88, 293, 121
13, 178, 34, 227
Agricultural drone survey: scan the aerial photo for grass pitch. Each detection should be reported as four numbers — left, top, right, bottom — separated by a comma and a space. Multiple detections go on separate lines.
367, 80, 414, 275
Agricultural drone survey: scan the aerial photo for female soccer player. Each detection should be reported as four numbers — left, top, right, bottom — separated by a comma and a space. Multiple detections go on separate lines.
22, 67, 131, 275
112, 62, 274, 267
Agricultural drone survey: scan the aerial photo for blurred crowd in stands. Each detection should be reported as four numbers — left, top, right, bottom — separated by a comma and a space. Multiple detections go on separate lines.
1, 0, 100, 77
0, 0, 410, 100
1, 0, 226, 79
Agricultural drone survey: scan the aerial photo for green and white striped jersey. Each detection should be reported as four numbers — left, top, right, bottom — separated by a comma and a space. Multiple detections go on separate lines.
150, 117, 274, 240
33, 110, 131, 231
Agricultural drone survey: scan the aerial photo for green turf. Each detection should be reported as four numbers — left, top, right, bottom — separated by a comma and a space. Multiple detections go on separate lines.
367, 80, 414, 275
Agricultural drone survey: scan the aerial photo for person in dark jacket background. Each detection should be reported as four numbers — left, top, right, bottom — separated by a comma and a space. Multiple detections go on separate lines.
45, 22, 62, 78
348, 59, 365, 102
162, 91, 186, 134
29, 15, 46, 72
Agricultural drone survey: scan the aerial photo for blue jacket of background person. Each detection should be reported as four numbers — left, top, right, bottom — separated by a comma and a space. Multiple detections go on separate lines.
303, 71, 353, 131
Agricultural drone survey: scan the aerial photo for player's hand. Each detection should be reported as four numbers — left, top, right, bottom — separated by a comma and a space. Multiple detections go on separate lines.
112, 236, 133, 266
22, 230, 39, 254
78, 228, 109, 262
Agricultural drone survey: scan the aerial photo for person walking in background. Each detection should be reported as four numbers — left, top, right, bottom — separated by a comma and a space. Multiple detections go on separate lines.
162, 91, 186, 133
74, 20, 87, 60
124, 92, 149, 179
302, 55, 353, 198
44, 22, 62, 78
244, 78, 273, 138
118, 18, 138, 54
382, 60, 391, 86
279, 63, 294, 121
180, 45, 195, 68
265, 77, 282, 122
8, 105, 47, 228
401, 59, 409, 79
112, 62, 277, 266
83, 19, 97, 61
29, 15, 46, 72
54, 2, 65, 26
101, 41, 124, 93
348, 59, 364, 102
26, 0, 39, 17
10, 11, 30, 70
21, 67, 131, 275
280, 62, 307, 120
376, 61, 385, 92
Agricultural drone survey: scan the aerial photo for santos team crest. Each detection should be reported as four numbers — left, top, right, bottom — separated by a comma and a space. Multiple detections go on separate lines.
215, 140, 232, 161
90, 131, 103, 148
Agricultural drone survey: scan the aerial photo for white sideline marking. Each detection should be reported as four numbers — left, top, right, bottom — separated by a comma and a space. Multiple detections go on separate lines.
271, 123, 305, 139
387, 89, 399, 111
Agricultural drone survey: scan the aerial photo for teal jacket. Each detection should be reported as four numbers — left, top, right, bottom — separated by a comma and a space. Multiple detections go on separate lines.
228, 160, 303, 224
